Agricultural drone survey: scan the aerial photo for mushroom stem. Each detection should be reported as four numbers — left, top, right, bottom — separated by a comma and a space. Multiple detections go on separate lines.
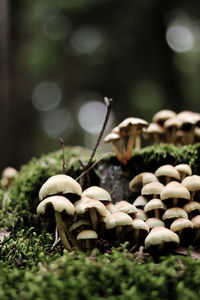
166, 176, 171, 184
111, 141, 122, 162
119, 137, 126, 156
126, 134, 135, 160
135, 135, 141, 150
173, 198, 178, 206
155, 209, 160, 219
191, 191, 195, 201
55, 211, 72, 252
194, 230, 200, 243
85, 239, 91, 252
64, 220, 80, 249
90, 208, 98, 231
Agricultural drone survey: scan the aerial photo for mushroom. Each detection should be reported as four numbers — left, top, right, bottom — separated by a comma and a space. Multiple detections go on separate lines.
175, 164, 192, 181
191, 215, 200, 245
152, 110, 176, 127
144, 199, 167, 219
155, 165, 180, 185
163, 117, 182, 144
135, 209, 147, 221
77, 229, 98, 252
162, 207, 188, 228
133, 195, 148, 209
183, 201, 200, 219
131, 219, 149, 244
144, 227, 180, 254
177, 112, 196, 145
82, 186, 111, 205
37, 195, 75, 251
170, 218, 193, 246
75, 197, 108, 231
1, 166, 18, 189
146, 218, 165, 231
141, 182, 164, 200
39, 174, 82, 202
104, 132, 123, 163
129, 172, 158, 194
106, 200, 137, 218
182, 175, 200, 201
143, 123, 164, 144
160, 181, 190, 207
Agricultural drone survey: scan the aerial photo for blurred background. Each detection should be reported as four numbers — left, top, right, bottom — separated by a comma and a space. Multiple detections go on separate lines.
1, 0, 200, 171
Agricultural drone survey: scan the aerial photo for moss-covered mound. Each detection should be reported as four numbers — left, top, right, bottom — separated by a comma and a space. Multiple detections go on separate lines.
0, 229, 200, 300
3, 143, 200, 231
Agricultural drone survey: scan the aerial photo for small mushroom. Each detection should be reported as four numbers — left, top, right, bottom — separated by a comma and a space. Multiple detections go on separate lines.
170, 218, 193, 246
162, 207, 188, 228
163, 117, 182, 144
39, 174, 82, 202
155, 165, 180, 185
37, 195, 75, 251
146, 218, 165, 231
106, 200, 137, 218
183, 201, 200, 219
182, 175, 200, 201
133, 195, 148, 209
82, 186, 111, 205
1, 167, 18, 189
131, 219, 149, 244
135, 209, 147, 221
143, 123, 164, 144
152, 110, 176, 127
129, 172, 158, 194
104, 132, 123, 163
175, 164, 192, 181
141, 182, 164, 200
77, 229, 98, 252
160, 181, 190, 207
144, 199, 167, 219
191, 215, 200, 245
145, 227, 180, 254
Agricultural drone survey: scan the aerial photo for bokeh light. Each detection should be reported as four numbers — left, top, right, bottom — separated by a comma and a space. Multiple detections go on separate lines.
70, 26, 102, 55
42, 107, 74, 138
166, 24, 194, 53
78, 100, 114, 134
43, 15, 72, 41
32, 81, 62, 112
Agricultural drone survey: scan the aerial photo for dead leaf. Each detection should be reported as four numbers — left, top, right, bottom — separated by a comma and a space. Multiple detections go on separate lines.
174, 246, 200, 260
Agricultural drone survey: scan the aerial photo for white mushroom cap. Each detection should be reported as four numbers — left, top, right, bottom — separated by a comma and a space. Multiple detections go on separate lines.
170, 218, 193, 232
152, 110, 176, 125
37, 195, 75, 216
69, 219, 92, 232
39, 174, 82, 201
1, 167, 18, 188
132, 219, 149, 232
104, 132, 120, 143
182, 175, 200, 192
133, 195, 148, 208
141, 182, 164, 196
164, 117, 182, 130
160, 181, 190, 201
162, 207, 188, 221
82, 186, 111, 202
135, 209, 147, 221
144, 199, 167, 213
129, 172, 158, 193
183, 201, 200, 215
146, 218, 165, 230
118, 117, 148, 135
107, 200, 137, 215
145, 227, 179, 249
175, 164, 192, 177
77, 229, 98, 240
75, 198, 108, 217
105, 212, 133, 229
155, 165, 180, 181
191, 215, 200, 229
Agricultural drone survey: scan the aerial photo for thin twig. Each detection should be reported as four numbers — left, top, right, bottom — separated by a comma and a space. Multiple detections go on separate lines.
76, 152, 113, 181
59, 138, 66, 174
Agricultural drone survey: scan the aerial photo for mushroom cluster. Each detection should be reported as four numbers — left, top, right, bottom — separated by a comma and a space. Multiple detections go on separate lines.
130, 164, 200, 254
37, 174, 150, 252
144, 110, 200, 145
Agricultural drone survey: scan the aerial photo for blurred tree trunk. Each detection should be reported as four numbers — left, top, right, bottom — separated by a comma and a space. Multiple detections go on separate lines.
0, 0, 12, 171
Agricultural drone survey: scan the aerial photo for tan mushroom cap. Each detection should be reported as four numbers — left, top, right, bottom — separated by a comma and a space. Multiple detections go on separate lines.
155, 165, 181, 181
69, 219, 92, 232
104, 132, 120, 143
164, 117, 182, 130
118, 117, 149, 135
162, 207, 188, 221
37, 195, 75, 216
1, 167, 18, 179
133, 195, 148, 208
152, 110, 176, 124
145, 227, 179, 249
141, 182, 164, 196
39, 174, 82, 201
146, 218, 165, 230
183, 201, 200, 214
77, 229, 98, 240
160, 181, 190, 201
105, 212, 133, 229
191, 215, 200, 229
132, 219, 149, 232
82, 186, 111, 202
175, 164, 192, 177
75, 198, 108, 217
170, 218, 193, 232
106, 201, 137, 215
129, 172, 158, 193
182, 175, 200, 192
144, 199, 167, 213
135, 209, 147, 221
143, 123, 164, 134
